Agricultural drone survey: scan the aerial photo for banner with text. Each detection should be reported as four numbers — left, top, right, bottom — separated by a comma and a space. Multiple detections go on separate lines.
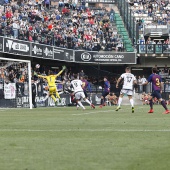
75, 51, 136, 64
54, 47, 74, 62
31, 43, 44, 58
43, 45, 54, 59
144, 25, 170, 36
4, 38, 30, 56
0, 36, 3, 52
4, 83, 16, 99
1, 37, 137, 64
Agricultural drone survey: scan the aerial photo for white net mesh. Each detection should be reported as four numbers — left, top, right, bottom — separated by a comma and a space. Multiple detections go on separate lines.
0, 58, 31, 108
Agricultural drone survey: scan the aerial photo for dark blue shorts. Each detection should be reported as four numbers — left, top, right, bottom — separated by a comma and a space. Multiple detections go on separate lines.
84, 90, 88, 98
151, 90, 162, 99
102, 91, 109, 98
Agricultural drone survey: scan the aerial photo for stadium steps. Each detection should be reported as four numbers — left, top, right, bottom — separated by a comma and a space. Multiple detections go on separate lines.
114, 13, 134, 52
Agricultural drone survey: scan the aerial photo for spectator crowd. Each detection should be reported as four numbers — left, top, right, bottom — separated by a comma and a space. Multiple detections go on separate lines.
129, 0, 170, 52
0, 0, 125, 52
131, 0, 170, 27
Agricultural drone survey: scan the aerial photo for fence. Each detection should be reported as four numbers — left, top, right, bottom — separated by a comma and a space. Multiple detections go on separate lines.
137, 44, 170, 54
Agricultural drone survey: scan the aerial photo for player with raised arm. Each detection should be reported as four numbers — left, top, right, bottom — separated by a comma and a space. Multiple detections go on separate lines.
38, 66, 66, 106
116, 67, 137, 113
100, 77, 110, 108
71, 74, 95, 110
143, 67, 170, 114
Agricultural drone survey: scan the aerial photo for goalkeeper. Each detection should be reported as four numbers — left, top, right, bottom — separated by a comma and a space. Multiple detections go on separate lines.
38, 66, 66, 106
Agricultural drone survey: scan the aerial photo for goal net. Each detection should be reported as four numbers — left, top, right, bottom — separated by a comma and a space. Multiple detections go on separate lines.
0, 57, 32, 109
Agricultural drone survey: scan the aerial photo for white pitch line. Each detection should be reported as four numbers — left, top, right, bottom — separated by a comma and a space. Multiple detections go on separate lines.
72, 107, 145, 116
0, 129, 170, 132
72, 109, 114, 115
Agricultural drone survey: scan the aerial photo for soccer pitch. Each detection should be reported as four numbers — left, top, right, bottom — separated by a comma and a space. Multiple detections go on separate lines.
0, 105, 170, 170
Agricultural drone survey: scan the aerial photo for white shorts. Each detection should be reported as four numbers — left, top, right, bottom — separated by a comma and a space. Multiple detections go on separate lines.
75, 91, 85, 100
120, 89, 133, 96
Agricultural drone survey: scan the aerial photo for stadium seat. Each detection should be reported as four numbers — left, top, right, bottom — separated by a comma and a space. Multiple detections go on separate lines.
118, 28, 126, 32
123, 40, 132, 44
115, 15, 122, 21
121, 32, 128, 36
116, 21, 124, 25
116, 25, 125, 28
126, 48, 134, 52
125, 44, 132, 48
114, 13, 120, 17
123, 35, 129, 39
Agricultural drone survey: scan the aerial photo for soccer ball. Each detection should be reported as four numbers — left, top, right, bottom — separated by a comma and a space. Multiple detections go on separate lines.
36, 64, 40, 68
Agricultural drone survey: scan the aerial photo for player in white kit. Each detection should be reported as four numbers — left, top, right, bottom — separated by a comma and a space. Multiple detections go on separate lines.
71, 74, 95, 110
116, 67, 137, 113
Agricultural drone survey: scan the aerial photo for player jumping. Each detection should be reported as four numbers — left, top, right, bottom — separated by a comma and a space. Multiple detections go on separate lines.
143, 67, 170, 114
71, 74, 95, 110
116, 67, 137, 113
38, 66, 66, 106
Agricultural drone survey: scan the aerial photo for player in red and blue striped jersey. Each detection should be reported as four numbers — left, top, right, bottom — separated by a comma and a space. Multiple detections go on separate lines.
81, 76, 92, 98
100, 77, 110, 108
143, 67, 170, 114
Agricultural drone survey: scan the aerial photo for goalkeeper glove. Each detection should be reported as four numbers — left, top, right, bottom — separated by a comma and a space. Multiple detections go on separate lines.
62, 65, 66, 70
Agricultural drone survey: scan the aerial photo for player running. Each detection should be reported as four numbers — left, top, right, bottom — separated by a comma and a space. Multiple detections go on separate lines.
143, 67, 170, 114
116, 67, 137, 113
100, 77, 110, 108
80, 76, 92, 99
38, 66, 66, 106
71, 74, 95, 110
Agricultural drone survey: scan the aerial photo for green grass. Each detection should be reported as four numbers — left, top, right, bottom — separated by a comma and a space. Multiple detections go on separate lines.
0, 105, 170, 170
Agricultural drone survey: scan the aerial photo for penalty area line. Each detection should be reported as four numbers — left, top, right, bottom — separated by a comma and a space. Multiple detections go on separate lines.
0, 129, 170, 132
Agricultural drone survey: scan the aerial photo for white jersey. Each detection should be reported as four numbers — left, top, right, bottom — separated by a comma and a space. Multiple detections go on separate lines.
121, 73, 136, 90
71, 79, 83, 93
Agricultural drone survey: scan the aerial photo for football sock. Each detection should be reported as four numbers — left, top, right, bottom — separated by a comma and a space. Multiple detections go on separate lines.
101, 99, 103, 105
161, 100, 168, 110
149, 100, 153, 109
118, 97, 122, 107
56, 92, 60, 99
51, 95, 56, 102
77, 101, 85, 110
129, 98, 134, 107
85, 99, 91, 105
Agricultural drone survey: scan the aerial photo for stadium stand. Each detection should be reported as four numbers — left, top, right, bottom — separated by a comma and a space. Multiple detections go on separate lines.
117, 0, 170, 54
131, 0, 170, 44
0, 0, 135, 52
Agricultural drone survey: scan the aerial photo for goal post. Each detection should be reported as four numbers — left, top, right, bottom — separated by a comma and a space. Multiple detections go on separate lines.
0, 57, 32, 109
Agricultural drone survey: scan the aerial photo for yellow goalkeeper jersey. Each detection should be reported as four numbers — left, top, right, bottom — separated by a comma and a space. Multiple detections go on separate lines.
38, 70, 63, 87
